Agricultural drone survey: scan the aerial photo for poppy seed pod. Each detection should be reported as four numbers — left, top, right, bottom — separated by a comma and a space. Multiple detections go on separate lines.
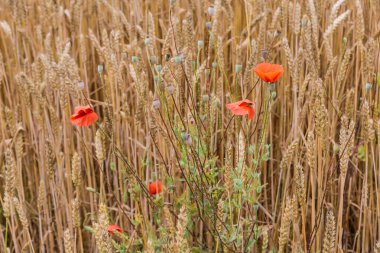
131, 56, 138, 63
197, 40, 204, 49
97, 64, 104, 73
365, 82, 372, 91
174, 55, 182, 64
208, 6, 215, 16
150, 56, 157, 64
235, 64, 242, 73
144, 37, 151, 45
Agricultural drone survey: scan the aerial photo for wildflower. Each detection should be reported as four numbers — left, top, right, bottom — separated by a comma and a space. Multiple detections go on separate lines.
253, 63, 284, 83
181, 131, 193, 145
107, 224, 123, 235
148, 180, 162, 195
77, 80, 85, 90
70, 106, 98, 126
152, 98, 161, 109
206, 22, 212, 30
226, 99, 255, 120
166, 84, 174, 94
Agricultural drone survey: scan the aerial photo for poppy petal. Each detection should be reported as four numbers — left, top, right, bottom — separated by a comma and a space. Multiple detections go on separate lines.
253, 63, 284, 83
108, 224, 123, 235
229, 107, 250, 116
82, 112, 98, 126
70, 106, 98, 126
248, 107, 255, 120
74, 105, 91, 114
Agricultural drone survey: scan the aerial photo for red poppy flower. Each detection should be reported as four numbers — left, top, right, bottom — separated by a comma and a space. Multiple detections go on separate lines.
70, 106, 98, 126
107, 224, 122, 235
148, 180, 162, 195
253, 63, 284, 83
226, 99, 255, 120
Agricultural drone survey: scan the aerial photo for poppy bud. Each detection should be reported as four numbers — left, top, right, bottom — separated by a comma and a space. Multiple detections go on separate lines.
212, 62, 217, 68
131, 56, 138, 63
152, 98, 161, 109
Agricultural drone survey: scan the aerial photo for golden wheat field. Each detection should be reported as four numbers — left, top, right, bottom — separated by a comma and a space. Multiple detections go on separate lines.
0, 0, 380, 252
